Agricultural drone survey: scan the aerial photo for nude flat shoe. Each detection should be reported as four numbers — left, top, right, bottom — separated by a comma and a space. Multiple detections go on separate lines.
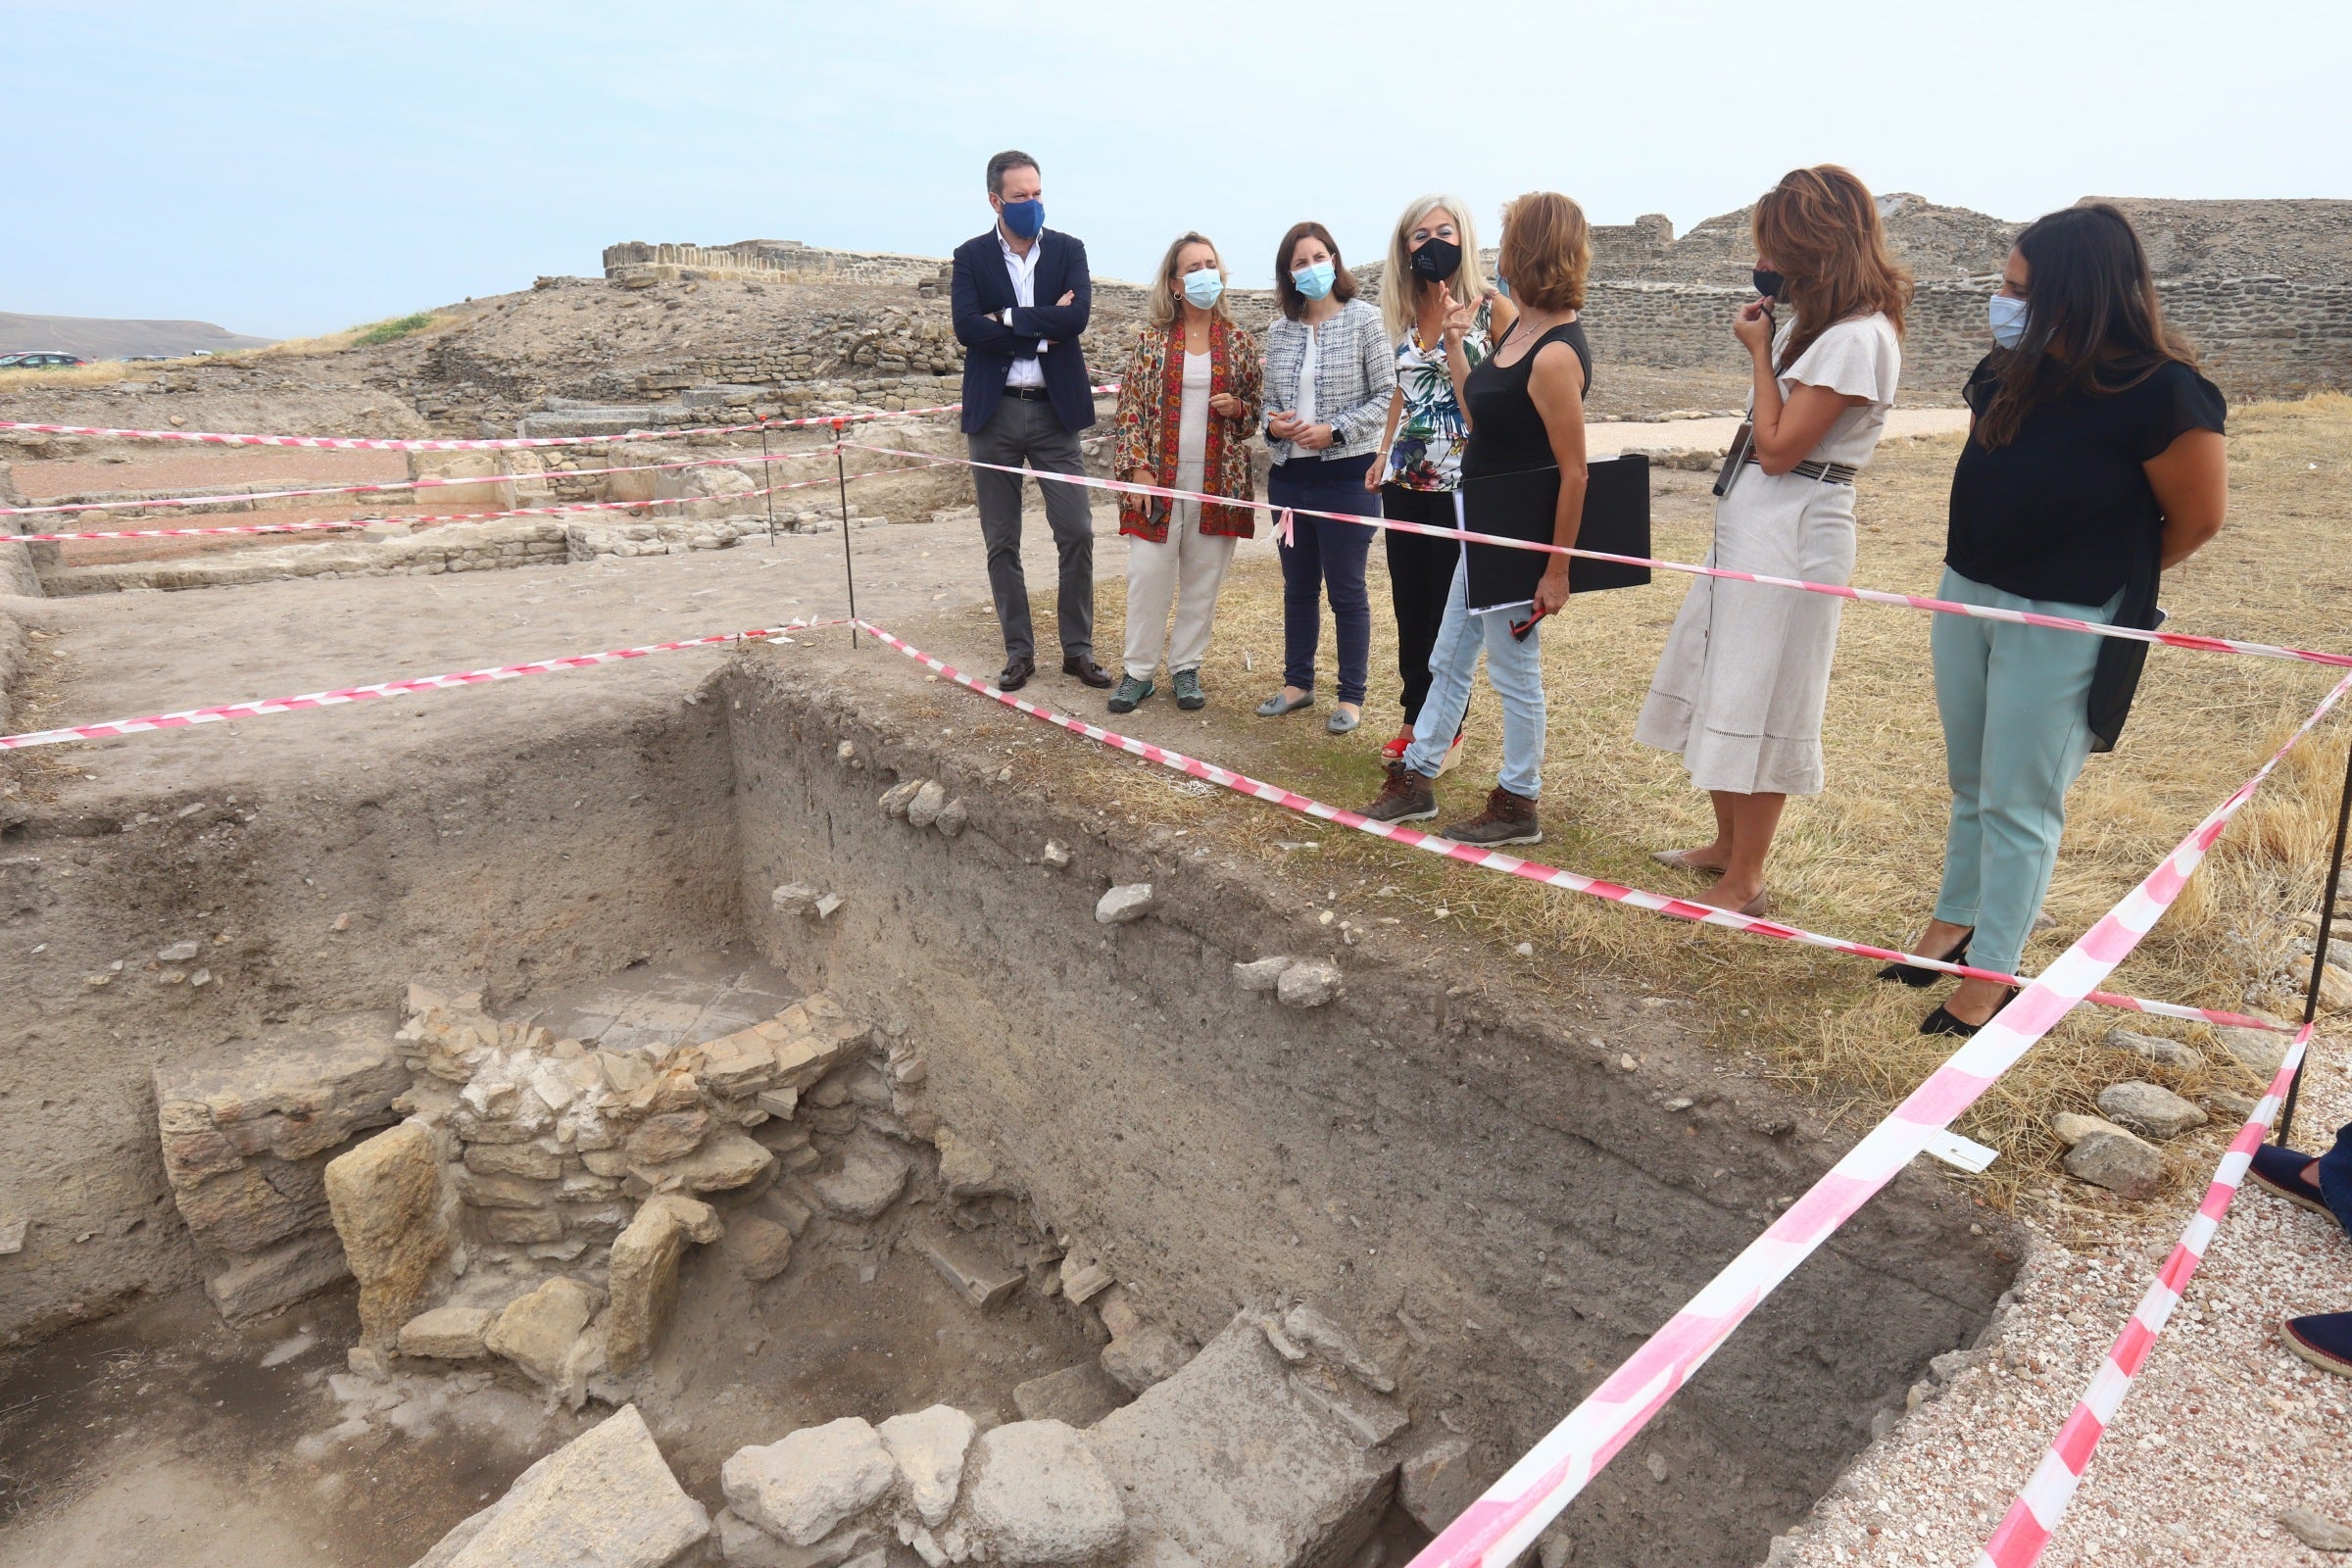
1651, 847, 1728, 874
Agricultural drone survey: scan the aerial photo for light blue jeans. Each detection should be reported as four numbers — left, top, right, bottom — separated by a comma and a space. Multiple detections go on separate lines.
1402, 556, 1546, 799
1931, 567, 2122, 975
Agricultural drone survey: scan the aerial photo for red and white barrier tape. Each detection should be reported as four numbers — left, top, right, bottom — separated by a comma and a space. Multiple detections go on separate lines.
0, 619, 845, 750
843, 443, 2352, 673
848, 620, 2336, 1034
2, 461, 949, 544
0, 384, 1119, 456
1395, 671, 2352, 1568
0, 447, 839, 518
842, 615, 2348, 1562
1973, 1022, 2315, 1568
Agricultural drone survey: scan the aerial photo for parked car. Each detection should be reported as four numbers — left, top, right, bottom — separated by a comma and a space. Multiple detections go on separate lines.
0, 352, 88, 368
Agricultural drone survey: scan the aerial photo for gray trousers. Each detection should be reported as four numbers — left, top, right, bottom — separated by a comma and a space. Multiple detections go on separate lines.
969, 395, 1094, 663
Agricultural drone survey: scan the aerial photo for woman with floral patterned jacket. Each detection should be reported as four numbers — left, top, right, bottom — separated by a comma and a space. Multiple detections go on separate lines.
1107, 231, 1263, 713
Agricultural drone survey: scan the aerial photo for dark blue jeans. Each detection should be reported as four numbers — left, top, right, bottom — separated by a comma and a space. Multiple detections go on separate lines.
1270, 454, 1378, 706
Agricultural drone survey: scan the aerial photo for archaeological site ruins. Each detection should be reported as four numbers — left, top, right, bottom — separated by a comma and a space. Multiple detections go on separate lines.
1, 190, 2348, 1568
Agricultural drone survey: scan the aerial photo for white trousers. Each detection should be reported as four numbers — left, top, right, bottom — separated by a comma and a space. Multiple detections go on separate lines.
1122, 506, 1238, 680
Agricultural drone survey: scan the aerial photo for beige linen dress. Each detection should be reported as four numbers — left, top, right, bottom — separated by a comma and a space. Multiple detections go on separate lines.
1634, 313, 1902, 795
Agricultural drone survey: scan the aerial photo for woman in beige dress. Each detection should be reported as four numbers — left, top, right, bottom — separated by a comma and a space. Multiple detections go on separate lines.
1634, 166, 1912, 913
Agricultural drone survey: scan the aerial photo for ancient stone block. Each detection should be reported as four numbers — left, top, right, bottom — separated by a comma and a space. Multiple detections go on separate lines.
409, 1404, 709, 1568
1232, 956, 1293, 992
1102, 1327, 1193, 1395
729, 1215, 795, 1281
455, 1168, 559, 1209
703, 1034, 778, 1097
175, 1156, 331, 1254
325, 1121, 454, 1348
485, 1276, 600, 1387
879, 1405, 976, 1529
921, 1232, 1023, 1309
204, 1229, 351, 1322
465, 1142, 564, 1180
962, 1420, 1126, 1564
1085, 1314, 1397, 1568
813, 1133, 910, 1219
1012, 1362, 1132, 1430
722, 1417, 898, 1545
400, 1304, 495, 1360
1397, 1435, 1476, 1534
484, 1207, 565, 1245
628, 1109, 713, 1163
154, 1013, 408, 1167
607, 1197, 713, 1372
934, 1127, 1006, 1199
635, 1131, 776, 1196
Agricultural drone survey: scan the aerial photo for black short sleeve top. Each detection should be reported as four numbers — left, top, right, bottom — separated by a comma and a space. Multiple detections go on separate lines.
1944, 355, 2227, 608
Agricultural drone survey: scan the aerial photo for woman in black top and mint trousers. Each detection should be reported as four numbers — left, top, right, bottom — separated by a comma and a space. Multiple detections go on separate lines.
1891, 206, 2229, 1036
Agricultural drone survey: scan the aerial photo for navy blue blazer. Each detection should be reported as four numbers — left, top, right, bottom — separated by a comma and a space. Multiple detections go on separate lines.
951, 227, 1096, 435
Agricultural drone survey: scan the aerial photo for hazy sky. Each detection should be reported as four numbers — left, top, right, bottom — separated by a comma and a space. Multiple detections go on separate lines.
5, 0, 2345, 339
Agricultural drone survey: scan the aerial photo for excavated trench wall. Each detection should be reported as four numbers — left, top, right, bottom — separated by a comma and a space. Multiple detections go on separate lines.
721, 661, 2019, 1568
1, 656, 2018, 1567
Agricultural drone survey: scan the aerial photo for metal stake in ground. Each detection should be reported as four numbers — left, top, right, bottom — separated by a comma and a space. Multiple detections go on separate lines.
2278, 732, 2352, 1144
832, 422, 858, 648
759, 420, 781, 547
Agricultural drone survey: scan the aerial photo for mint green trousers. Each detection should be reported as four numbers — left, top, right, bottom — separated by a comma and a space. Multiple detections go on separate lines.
1930, 567, 2122, 975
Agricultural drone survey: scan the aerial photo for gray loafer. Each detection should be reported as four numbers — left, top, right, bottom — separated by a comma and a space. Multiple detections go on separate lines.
1256, 689, 1314, 717
1326, 708, 1361, 735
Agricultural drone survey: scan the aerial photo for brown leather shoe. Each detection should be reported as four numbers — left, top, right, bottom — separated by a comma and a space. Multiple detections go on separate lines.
1062, 654, 1114, 689
1361, 760, 1438, 824
1443, 786, 1542, 847
998, 655, 1037, 692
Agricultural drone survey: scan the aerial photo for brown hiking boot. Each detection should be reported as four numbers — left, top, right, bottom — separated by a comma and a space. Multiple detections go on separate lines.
1444, 786, 1542, 847
1361, 760, 1438, 823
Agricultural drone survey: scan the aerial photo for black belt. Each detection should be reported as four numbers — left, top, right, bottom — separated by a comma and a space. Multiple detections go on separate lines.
1003, 385, 1052, 401
1743, 452, 1857, 485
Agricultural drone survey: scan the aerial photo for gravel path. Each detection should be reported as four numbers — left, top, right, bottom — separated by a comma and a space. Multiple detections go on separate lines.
1768, 1027, 2352, 1567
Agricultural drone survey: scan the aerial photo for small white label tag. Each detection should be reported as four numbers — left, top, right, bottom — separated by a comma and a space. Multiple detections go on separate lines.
1921, 1128, 1999, 1174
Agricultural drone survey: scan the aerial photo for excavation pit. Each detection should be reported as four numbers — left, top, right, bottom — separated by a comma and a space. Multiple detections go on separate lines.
0, 632, 2019, 1568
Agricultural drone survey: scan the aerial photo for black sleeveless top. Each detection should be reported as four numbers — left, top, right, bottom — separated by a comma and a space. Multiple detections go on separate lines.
1458, 319, 1592, 612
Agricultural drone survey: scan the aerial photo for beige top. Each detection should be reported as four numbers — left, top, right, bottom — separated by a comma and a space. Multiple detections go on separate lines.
1767, 312, 1902, 468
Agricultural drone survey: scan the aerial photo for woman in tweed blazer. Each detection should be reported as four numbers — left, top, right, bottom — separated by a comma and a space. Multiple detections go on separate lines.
1255, 220, 1396, 735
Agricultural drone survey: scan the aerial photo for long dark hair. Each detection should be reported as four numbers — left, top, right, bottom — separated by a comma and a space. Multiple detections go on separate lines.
1976, 204, 2197, 449
1273, 220, 1360, 321
1751, 166, 1912, 369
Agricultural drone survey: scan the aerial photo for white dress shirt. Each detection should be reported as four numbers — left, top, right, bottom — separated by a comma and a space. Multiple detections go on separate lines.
999, 229, 1047, 389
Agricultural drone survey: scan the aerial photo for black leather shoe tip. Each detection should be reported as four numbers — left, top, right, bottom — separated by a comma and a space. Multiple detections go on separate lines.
1919, 1004, 1984, 1038
997, 657, 1036, 692
1062, 655, 1114, 690
1878, 933, 1972, 989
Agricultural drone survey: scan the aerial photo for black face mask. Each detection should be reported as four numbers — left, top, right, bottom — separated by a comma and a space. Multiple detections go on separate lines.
1752, 268, 1785, 300
1411, 237, 1463, 284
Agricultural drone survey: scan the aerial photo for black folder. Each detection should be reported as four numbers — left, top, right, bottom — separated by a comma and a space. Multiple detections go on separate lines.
1462, 453, 1652, 614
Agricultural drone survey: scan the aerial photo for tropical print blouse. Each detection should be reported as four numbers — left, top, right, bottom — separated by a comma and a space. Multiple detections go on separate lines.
1110, 316, 1264, 542
1382, 298, 1492, 492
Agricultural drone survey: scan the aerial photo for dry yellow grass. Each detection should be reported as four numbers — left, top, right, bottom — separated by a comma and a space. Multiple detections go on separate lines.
1024, 394, 2352, 1206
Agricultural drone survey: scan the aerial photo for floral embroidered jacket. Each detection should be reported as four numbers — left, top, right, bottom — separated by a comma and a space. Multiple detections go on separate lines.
1110, 317, 1264, 542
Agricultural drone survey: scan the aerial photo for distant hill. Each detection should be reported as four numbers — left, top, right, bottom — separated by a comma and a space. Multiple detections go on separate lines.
0, 312, 273, 361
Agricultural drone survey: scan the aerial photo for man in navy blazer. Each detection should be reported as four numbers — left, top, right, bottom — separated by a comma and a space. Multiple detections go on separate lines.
952, 150, 1110, 692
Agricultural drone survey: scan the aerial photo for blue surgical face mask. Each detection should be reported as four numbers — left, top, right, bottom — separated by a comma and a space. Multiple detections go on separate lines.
999, 197, 1045, 240
1183, 269, 1224, 309
1293, 261, 1336, 300
1988, 293, 2030, 350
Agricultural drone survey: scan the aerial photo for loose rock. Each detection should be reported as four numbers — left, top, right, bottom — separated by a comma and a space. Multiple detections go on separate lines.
722, 1416, 898, 1545
1012, 1362, 1132, 1429
2062, 1126, 2166, 1200
1232, 956, 1293, 992
2216, 1024, 2289, 1077
2095, 1080, 2208, 1140
729, 1215, 795, 1281
906, 781, 948, 829
606, 1197, 715, 1372
879, 780, 924, 817
2104, 1027, 2201, 1069
1040, 841, 1071, 869
484, 1276, 599, 1386
325, 1120, 454, 1349
772, 883, 823, 917
399, 1305, 494, 1360
961, 1420, 1126, 1564
879, 1404, 977, 1529
1101, 1327, 1192, 1395
1277, 961, 1344, 1008
935, 799, 968, 837
2281, 1504, 2352, 1552
410, 1404, 708, 1568
1398, 1434, 1476, 1535
1095, 884, 1157, 925
813, 1132, 911, 1219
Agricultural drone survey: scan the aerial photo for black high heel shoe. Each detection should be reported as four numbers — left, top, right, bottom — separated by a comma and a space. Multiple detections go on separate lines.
1877, 929, 1972, 989
1921, 987, 2014, 1038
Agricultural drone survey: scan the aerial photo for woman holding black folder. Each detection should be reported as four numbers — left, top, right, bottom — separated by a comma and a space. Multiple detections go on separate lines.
1361, 192, 1590, 847
1634, 166, 1910, 913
